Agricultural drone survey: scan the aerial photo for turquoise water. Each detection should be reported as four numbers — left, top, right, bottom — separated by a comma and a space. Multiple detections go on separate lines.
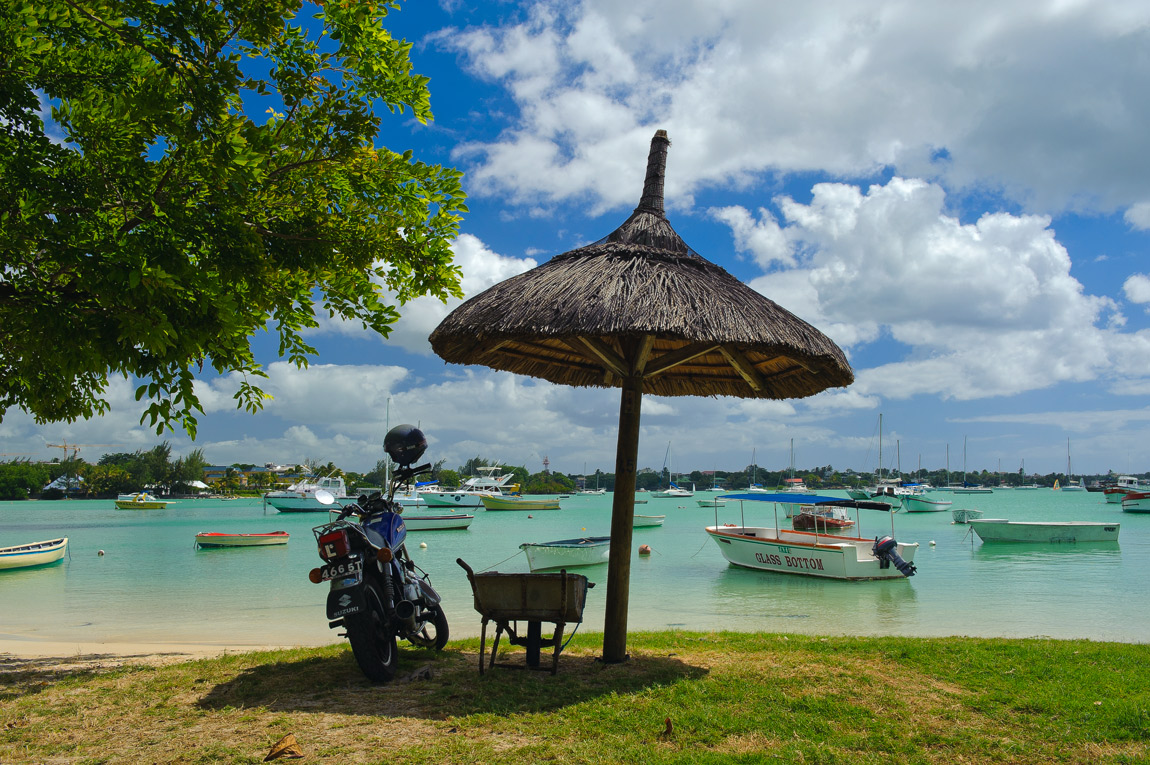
1, 490, 1146, 648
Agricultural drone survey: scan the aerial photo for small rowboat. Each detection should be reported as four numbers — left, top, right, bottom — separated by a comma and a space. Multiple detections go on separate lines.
903, 495, 953, 513
402, 513, 475, 531
633, 514, 665, 527
0, 537, 68, 570
520, 536, 610, 571
967, 520, 1119, 543
194, 531, 290, 548
951, 507, 984, 524
791, 506, 854, 530
481, 494, 561, 511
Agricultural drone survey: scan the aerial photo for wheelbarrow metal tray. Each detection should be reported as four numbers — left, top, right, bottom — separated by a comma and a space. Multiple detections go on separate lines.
468, 570, 591, 623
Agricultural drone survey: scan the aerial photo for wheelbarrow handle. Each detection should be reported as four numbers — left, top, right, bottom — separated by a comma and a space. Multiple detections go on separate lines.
456, 558, 475, 577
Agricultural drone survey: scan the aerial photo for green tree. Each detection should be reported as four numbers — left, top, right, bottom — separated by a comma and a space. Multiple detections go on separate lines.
0, 459, 49, 500
0, 0, 466, 437
82, 463, 134, 497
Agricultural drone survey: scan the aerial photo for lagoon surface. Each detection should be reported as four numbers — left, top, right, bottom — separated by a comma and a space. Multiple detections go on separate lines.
1, 489, 1146, 649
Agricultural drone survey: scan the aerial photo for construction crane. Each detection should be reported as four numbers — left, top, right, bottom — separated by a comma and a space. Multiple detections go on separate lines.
45, 442, 123, 461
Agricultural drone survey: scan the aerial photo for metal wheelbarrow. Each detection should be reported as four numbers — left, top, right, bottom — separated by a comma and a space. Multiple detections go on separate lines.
457, 558, 594, 675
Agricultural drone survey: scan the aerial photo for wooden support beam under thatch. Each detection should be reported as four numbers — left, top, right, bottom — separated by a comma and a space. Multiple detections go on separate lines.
719, 345, 767, 392
570, 336, 629, 379
643, 341, 720, 378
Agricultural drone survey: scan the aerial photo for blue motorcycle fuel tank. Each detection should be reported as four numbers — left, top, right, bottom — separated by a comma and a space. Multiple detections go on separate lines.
363, 511, 406, 549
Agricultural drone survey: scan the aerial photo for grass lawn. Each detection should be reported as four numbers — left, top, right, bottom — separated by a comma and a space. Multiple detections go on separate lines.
2, 631, 1148, 763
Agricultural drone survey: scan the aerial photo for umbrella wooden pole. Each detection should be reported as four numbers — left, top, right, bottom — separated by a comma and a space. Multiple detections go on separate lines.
602, 374, 642, 663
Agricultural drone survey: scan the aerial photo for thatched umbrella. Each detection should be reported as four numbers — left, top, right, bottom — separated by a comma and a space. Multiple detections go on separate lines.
430, 130, 853, 662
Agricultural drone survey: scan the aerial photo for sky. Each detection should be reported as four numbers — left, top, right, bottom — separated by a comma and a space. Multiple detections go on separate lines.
8, 0, 1150, 481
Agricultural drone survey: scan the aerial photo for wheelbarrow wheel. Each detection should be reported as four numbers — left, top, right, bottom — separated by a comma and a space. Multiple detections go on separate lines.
346, 581, 398, 683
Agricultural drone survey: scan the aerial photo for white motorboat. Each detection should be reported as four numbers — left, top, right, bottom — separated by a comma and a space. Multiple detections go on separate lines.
967, 519, 1119, 543
520, 536, 610, 571
420, 466, 516, 508
265, 475, 351, 512
0, 537, 68, 570
705, 525, 917, 580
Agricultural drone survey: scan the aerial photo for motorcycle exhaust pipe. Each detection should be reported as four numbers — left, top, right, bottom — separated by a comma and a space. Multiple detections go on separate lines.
394, 599, 418, 631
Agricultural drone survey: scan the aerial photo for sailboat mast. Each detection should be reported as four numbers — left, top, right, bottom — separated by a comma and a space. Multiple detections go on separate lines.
878, 414, 883, 482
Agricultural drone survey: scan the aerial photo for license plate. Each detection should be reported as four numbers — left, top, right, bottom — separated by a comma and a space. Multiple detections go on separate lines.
318, 558, 363, 582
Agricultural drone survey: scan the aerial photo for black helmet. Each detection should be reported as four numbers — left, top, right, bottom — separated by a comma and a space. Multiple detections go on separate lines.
384, 424, 427, 466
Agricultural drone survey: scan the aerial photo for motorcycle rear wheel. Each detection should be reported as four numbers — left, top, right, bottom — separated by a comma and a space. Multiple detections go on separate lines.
346, 581, 398, 683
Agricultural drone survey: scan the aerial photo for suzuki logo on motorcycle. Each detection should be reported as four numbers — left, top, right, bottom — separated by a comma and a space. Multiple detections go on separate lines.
338, 594, 352, 608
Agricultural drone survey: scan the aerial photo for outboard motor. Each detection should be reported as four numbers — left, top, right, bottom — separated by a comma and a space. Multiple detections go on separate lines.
872, 536, 917, 577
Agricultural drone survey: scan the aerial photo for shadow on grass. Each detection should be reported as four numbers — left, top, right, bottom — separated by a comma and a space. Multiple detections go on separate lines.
197, 643, 707, 718
0, 653, 181, 700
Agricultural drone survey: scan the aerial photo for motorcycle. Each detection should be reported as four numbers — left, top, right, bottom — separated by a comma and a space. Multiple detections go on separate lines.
307, 425, 449, 682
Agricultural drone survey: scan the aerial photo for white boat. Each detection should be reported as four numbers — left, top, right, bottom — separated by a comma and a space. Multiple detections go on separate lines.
420, 466, 516, 508
652, 441, 693, 497
1120, 491, 1150, 513
780, 477, 810, 493
1105, 477, 1141, 504
392, 480, 435, 508
633, 514, 666, 527
1059, 438, 1087, 491
401, 513, 475, 531
967, 519, 1119, 543
950, 507, 984, 524
903, 495, 953, 513
697, 497, 729, 508
705, 525, 917, 580
265, 475, 351, 512
652, 485, 694, 498
953, 485, 993, 495
779, 440, 810, 493
520, 536, 610, 570
0, 537, 68, 570
194, 531, 289, 547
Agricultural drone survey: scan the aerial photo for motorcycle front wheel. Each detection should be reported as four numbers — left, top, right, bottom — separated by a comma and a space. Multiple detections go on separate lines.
407, 604, 449, 651
345, 581, 398, 683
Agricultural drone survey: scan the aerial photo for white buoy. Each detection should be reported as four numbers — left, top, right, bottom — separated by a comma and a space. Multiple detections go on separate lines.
419, 542, 427, 549
930, 540, 936, 546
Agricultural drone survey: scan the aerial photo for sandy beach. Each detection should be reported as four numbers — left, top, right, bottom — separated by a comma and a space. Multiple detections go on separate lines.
0, 636, 316, 671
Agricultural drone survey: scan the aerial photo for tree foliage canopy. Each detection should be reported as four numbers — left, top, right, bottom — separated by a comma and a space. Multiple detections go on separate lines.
0, 0, 466, 437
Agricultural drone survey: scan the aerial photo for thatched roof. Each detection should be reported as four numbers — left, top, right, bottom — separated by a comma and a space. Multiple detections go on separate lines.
430, 130, 853, 400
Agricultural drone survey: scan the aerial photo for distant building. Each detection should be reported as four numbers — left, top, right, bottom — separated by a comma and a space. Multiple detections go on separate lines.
202, 464, 302, 489
42, 475, 84, 494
